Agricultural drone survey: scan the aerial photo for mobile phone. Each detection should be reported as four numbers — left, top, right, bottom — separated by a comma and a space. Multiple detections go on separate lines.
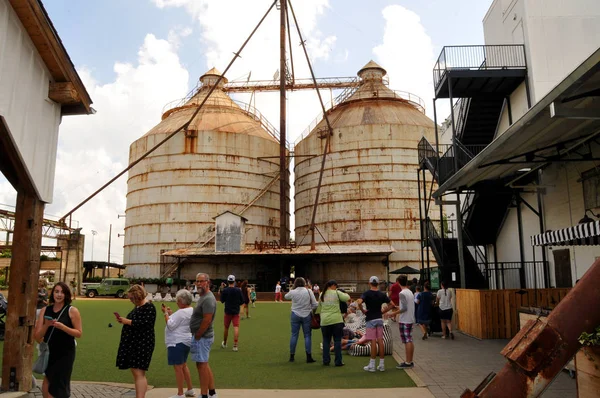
44, 315, 53, 320
113, 312, 120, 319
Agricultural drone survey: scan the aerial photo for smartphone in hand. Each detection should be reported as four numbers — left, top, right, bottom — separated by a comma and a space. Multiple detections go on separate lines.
44, 315, 53, 320
113, 312, 120, 319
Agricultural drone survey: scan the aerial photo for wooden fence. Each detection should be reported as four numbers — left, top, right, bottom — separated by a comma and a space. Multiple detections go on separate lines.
455, 288, 571, 339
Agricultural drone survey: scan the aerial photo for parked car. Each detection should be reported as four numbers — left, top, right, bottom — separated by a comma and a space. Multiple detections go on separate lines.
84, 278, 130, 298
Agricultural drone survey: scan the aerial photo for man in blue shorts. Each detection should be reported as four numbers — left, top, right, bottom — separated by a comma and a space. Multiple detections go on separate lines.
190, 273, 217, 398
355, 276, 395, 372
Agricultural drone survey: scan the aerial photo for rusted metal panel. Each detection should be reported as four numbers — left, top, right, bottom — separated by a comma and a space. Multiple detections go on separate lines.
124, 69, 287, 278
294, 62, 436, 271
501, 319, 563, 373
470, 258, 600, 397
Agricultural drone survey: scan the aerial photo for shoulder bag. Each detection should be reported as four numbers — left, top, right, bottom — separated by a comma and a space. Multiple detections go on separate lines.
33, 305, 69, 374
308, 288, 321, 329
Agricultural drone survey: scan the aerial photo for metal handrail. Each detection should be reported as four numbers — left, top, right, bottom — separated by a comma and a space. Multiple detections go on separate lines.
433, 44, 527, 90
294, 89, 426, 146
162, 95, 289, 149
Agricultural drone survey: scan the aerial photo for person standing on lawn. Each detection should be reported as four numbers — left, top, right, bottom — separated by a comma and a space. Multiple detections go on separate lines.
116, 284, 156, 398
220, 275, 244, 351
275, 281, 283, 302
318, 280, 350, 367
250, 287, 257, 308
162, 289, 196, 398
35, 281, 83, 398
284, 277, 318, 363
355, 276, 395, 372
392, 275, 415, 369
190, 273, 218, 398
240, 280, 251, 319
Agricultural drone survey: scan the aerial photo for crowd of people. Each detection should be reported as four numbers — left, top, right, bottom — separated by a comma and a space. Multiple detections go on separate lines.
33, 272, 453, 397
282, 274, 456, 371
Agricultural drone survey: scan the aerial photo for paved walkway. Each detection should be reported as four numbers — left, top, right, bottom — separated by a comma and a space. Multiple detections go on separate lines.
390, 324, 576, 398
6, 323, 576, 397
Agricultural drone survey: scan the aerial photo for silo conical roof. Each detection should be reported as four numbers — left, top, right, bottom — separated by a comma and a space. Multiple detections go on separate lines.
149, 68, 277, 142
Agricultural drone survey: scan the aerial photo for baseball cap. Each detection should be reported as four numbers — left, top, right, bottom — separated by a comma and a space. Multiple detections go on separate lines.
369, 276, 379, 284
227, 275, 235, 282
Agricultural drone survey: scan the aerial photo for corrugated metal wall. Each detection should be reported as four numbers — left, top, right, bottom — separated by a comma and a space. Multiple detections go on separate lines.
294, 62, 437, 273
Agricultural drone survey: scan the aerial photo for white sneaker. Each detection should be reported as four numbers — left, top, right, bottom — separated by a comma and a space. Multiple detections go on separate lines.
377, 364, 385, 372
184, 389, 196, 397
208, 393, 218, 398
221, 341, 227, 348
363, 364, 376, 372
233, 346, 238, 352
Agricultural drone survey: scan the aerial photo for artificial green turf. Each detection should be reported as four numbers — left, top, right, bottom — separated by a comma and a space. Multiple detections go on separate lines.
0, 300, 414, 389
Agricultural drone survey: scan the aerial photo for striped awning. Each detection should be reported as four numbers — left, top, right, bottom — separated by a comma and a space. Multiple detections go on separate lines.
531, 220, 600, 246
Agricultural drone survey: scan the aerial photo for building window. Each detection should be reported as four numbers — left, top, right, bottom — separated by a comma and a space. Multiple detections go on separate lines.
582, 167, 600, 210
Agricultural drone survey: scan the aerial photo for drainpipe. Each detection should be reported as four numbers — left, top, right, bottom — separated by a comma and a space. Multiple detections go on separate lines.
456, 192, 466, 289
536, 170, 549, 287
516, 193, 527, 288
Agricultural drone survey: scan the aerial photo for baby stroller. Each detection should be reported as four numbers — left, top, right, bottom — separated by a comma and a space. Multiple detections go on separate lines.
0, 292, 6, 340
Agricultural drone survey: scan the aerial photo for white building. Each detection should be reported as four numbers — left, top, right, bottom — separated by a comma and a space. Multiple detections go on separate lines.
0, 0, 92, 391
424, 0, 600, 289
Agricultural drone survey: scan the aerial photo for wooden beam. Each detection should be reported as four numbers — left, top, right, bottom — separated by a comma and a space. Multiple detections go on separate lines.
0, 116, 36, 195
8, 0, 92, 114
1, 190, 44, 392
48, 82, 80, 104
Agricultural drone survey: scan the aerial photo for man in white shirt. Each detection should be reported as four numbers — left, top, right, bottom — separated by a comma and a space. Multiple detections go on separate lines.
390, 275, 415, 369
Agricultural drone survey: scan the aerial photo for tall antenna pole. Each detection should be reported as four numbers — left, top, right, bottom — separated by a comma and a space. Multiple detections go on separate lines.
279, 0, 288, 246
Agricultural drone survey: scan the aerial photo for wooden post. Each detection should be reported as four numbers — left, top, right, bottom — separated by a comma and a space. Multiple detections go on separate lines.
1, 190, 44, 392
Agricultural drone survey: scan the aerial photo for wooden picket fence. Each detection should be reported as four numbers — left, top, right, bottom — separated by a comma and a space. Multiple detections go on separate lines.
455, 288, 571, 339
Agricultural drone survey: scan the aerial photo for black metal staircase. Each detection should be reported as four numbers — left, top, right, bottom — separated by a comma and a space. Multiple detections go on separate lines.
424, 218, 487, 289
463, 186, 513, 245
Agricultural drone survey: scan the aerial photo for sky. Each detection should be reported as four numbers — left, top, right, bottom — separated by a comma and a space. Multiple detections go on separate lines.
0, 0, 494, 265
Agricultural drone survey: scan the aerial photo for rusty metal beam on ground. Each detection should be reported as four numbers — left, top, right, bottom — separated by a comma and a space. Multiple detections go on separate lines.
462, 258, 600, 397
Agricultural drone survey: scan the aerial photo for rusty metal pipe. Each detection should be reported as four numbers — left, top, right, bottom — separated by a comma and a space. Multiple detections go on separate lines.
469, 258, 600, 397
279, 0, 288, 247
288, 0, 334, 250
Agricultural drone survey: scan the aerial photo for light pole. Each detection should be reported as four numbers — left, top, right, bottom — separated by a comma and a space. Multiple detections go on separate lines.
91, 230, 98, 261
105, 224, 112, 278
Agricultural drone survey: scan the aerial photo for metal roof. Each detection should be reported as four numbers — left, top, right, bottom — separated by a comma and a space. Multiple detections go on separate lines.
433, 47, 600, 197
162, 244, 394, 258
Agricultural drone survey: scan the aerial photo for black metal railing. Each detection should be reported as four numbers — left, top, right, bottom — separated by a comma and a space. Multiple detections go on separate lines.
485, 261, 548, 290
453, 98, 469, 139
437, 140, 487, 183
433, 44, 527, 90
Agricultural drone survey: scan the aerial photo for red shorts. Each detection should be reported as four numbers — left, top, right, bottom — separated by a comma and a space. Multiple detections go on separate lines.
224, 313, 240, 328
275, 292, 282, 301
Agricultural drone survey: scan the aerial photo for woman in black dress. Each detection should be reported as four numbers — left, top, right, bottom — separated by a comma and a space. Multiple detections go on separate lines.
35, 281, 83, 398
116, 284, 156, 398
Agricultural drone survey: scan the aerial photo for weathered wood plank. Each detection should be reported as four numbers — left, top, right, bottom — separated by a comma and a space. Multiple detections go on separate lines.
1, 191, 44, 392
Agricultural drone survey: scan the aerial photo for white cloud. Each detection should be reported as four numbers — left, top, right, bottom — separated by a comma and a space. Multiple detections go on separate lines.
373, 5, 437, 118
152, 0, 333, 141
43, 33, 190, 263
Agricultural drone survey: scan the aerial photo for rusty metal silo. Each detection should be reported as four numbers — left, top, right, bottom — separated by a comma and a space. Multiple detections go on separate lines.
124, 68, 287, 278
294, 60, 435, 274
